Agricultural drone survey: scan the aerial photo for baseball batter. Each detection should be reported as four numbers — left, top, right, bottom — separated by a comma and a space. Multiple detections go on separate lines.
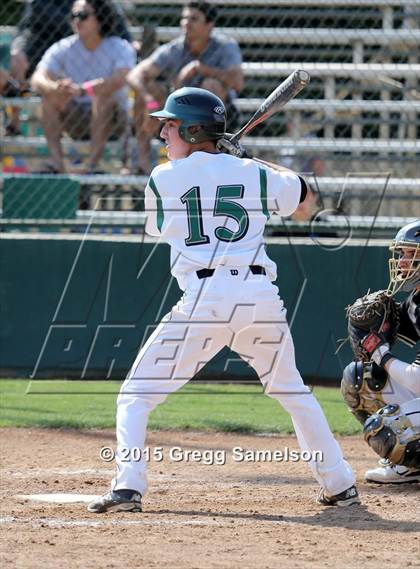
88, 87, 359, 513
342, 221, 420, 483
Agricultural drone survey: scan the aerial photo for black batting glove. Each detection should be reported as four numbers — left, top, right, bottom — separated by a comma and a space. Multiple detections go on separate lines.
216, 133, 253, 159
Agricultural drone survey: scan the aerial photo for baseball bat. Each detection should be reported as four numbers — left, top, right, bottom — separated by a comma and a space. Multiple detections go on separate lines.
230, 69, 311, 143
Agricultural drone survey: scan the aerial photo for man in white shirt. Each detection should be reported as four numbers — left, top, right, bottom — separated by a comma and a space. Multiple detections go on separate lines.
31, 0, 135, 173
88, 87, 360, 514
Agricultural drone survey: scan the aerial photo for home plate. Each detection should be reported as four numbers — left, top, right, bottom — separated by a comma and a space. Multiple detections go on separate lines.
16, 494, 101, 504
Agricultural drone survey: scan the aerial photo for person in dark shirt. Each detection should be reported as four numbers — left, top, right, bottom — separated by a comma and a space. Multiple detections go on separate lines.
127, 1, 243, 174
341, 220, 420, 484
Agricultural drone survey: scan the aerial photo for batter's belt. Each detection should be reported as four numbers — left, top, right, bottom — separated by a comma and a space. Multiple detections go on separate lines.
196, 265, 266, 279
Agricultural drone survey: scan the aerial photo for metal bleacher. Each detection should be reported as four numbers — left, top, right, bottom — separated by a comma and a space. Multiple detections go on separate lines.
0, 0, 419, 231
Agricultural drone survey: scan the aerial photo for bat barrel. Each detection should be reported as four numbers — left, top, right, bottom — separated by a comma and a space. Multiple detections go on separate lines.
263, 69, 311, 109
230, 69, 311, 143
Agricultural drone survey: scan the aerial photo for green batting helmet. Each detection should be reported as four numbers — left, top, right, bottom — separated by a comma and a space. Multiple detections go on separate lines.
150, 87, 226, 144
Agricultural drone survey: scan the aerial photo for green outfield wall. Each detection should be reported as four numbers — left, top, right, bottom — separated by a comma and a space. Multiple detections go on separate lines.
0, 235, 412, 382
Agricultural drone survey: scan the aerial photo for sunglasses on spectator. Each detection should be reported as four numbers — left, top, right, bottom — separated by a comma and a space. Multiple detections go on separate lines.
71, 10, 94, 21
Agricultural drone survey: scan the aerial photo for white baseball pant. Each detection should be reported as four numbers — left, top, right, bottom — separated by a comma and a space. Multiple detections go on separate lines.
112, 267, 355, 496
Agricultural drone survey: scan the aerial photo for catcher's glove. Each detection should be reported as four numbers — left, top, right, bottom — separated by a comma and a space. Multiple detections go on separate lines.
346, 290, 400, 363
216, 133, 253, 159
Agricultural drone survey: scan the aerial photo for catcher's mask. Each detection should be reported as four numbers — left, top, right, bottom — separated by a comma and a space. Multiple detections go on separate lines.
150, 87, 226, 144
387, 220, 420, 295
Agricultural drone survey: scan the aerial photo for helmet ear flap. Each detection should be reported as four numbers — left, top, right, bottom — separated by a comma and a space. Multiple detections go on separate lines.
178, 124, 199, 143
187, 125, 201, 134
185, 125, 202, 143
178, 124, 214, 144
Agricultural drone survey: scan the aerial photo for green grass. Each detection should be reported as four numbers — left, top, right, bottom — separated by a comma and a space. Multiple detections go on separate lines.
0, 380, 362, 435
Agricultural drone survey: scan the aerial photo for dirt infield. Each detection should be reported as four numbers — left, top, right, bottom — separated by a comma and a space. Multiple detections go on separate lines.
1, 428, 419, 569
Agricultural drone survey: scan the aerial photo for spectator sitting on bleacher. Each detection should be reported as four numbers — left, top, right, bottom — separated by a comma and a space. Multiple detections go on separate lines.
6, 0, 132, 136
30, 0, 136, 174
127, 0, 244, 174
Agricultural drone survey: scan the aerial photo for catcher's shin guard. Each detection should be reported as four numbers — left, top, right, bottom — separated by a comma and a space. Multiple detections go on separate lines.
363, 403, 420, 469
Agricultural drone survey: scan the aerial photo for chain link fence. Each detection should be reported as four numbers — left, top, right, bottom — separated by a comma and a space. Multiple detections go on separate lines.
0, 0, 419, 228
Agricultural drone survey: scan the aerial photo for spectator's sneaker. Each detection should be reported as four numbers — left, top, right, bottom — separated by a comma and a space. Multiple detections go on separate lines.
87, 490, 142, 513
3, 78, 31, 99
3, 78, 22, 98
5, 124, 22, 136
317, 485, 360, 507
365, 463, 420, 484
34, 163, 62, 174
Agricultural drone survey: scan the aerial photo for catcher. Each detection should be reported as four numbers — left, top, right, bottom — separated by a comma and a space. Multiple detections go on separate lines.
342, 220, 420, 484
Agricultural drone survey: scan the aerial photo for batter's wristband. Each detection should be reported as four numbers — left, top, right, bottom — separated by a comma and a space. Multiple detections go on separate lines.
82, 81, 95, 97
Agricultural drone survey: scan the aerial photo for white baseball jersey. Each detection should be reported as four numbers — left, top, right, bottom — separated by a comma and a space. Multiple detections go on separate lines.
145, 152, 301, 289
110, 151, 357, 500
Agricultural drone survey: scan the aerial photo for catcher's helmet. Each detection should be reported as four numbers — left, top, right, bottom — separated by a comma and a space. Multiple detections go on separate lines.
387, 220, 420, 294
150, 87, 226, 144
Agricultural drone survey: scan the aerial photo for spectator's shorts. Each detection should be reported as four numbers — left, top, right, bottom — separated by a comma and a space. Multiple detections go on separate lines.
61, 99, 128, 141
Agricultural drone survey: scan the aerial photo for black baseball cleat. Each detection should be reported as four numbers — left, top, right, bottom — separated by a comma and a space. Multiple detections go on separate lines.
317, 485, 360, 507
87, 489, 142, 513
